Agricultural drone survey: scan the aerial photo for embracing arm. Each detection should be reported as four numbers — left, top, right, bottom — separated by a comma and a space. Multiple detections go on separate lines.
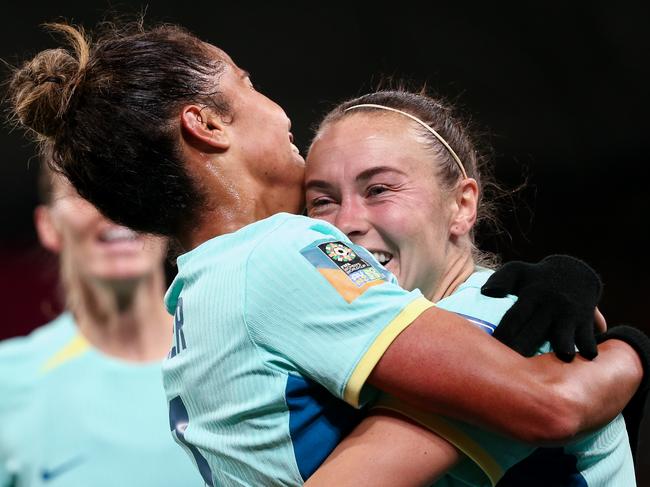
306, 410, 460, 487
369, 306, 642, 444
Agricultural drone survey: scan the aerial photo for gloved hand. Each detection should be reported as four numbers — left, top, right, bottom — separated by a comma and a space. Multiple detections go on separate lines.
597, 325, 650, 459
481, 255, 602, 362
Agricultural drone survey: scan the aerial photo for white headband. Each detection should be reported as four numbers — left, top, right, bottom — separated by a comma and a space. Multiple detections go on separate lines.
344, 103, 468, 179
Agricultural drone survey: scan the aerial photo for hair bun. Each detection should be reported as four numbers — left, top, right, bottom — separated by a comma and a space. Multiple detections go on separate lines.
9, 24, 90, 139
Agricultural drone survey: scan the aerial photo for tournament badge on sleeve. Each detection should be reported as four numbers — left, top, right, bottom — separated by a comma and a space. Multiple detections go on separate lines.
300, 240, 389, 303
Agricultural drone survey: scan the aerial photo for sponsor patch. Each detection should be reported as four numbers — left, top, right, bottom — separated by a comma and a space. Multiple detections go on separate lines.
301, 240, 388, 303
318, 242, 383, 287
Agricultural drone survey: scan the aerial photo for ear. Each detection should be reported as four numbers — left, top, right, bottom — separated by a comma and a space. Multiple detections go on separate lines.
180, 105, 231, 151
449, 178, 478, 237
34, 205, 62, 253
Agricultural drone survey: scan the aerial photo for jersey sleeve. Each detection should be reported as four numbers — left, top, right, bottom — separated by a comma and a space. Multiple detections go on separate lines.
244, 218, 432, 408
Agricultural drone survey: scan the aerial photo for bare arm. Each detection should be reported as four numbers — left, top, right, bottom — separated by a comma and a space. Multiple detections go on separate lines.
369, 306, 642, 444
306, 411, 460, 487
308, 308, 639, 486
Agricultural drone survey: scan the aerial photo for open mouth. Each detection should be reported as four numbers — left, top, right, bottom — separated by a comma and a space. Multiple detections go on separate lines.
371, 251, 393, 266
98, 227, 139, 244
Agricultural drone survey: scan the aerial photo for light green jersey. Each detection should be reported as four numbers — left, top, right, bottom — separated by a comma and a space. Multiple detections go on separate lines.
163, 213, 431, 486
0, 313, 203, 487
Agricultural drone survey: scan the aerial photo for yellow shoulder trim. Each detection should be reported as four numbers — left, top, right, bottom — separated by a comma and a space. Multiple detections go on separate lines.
373, 395, 503, 486
40, 334, 90, 373
344, 296, 433, 407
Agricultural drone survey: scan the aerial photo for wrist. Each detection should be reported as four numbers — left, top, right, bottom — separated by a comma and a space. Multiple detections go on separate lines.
598, 327, 647, 391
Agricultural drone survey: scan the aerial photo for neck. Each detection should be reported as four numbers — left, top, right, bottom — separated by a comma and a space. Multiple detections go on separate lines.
178, 150, 305, 251
179, 187, 303, 252
71, 270, 172, 362
428, 249, 475, 303
179, 205, 258, 251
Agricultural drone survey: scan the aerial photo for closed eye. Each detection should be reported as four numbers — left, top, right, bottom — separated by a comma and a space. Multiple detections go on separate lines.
307, 196, 337, 215
366, 185, 390, 197
310, 197, 335, 207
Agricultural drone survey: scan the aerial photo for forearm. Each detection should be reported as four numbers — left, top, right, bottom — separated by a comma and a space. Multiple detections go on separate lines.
502, 339, 641, 444
306, 410, 460, 487
551, 339, 642, 432
368, 306, 642, 444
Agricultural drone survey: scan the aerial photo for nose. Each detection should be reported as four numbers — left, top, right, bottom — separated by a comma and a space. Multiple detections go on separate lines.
334, 197, 369, 239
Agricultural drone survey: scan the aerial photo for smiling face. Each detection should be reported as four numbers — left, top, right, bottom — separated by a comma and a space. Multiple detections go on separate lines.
305, 113, 460, 299
36, 175, 167, 285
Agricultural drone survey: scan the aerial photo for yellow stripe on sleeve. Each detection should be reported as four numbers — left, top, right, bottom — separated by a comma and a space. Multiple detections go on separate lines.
373, 395, 504, 486
344, 296, 433, 407
40, 334, 90, 373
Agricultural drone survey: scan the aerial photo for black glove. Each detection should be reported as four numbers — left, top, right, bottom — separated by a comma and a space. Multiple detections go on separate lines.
597, 325, 650, 459
481, 255, 602, 362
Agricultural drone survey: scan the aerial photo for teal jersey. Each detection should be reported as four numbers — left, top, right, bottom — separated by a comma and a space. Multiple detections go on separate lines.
0, 313, 203, 487
377, 270, 635, 487
163, 213, 432, 486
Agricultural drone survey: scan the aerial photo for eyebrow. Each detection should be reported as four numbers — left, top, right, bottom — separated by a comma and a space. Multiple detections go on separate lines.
304, 179, 334, 192
355, 166, 407, 182
305, 166, 407, 192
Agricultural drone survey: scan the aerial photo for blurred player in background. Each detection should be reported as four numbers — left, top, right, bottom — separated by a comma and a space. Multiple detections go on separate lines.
0, 160, 203, 486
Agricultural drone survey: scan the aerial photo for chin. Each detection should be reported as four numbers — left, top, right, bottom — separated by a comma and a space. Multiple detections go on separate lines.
93, 263, 154, 283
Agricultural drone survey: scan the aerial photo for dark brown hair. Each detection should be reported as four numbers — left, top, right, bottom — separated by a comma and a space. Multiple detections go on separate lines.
9, 22, 231, 236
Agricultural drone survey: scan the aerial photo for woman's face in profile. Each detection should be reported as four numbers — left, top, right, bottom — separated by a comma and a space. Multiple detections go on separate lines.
305, 113, 456, 299
204, 45, 306, 212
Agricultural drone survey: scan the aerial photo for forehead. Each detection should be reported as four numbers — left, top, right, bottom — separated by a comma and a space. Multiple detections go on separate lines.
203, 43, 249, 80
308, 113, 434, 172
205, 43, 233, 64
320, 112, 424, 148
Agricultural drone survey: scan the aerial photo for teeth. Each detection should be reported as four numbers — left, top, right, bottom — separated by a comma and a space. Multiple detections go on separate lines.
372, 252, 392, 265
102, 227, 138, 242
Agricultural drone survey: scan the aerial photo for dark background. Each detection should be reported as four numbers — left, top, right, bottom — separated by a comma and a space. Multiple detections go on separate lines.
1, 1, 648, 483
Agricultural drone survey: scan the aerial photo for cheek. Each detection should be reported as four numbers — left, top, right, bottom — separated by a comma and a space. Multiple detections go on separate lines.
53, 217, 103, 263
374, 206, 419, 241
143, 239, 169, 264
380, 206, 443, 265
58, 199, 102, 230
59, 215, 95, 243
310, 210, 337, 225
